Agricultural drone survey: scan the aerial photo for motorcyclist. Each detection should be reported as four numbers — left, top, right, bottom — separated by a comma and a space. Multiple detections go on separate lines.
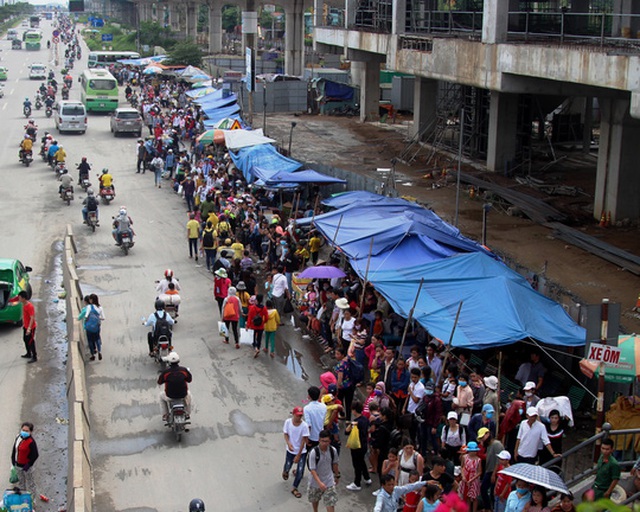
156, 269, 181, 294
48, 70, 55, 80
144, 299, 174, 355
23, 97, 32, 115
44, 95, 55, 110
61, 85, 69, 100
64, 73, 73, 88
77, 157, 91, 185
54, 144, 67, 165
58, 168, 74, 195
47, 139, 60, 166
46, 40, 50, 49
99, 168, 114, 192
157, 352, 191, 420
39, 82, 47, 96
19, 135, 33, 161
189, 499, 205, 511
112, 207, 133, 245
25, 120, 37, 140
82, 189, 99, 225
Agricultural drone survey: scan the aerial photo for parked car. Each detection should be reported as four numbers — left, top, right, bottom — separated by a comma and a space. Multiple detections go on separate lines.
110, 107, 143, 137
0, 259, 32, 325
0, 67, 7, 81
29, 63, 46, 80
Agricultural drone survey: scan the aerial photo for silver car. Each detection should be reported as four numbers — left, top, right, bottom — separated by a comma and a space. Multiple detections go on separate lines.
110, 107, 143, 137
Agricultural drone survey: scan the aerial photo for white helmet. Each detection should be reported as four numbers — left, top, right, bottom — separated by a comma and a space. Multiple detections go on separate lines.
166, 352, 180, 364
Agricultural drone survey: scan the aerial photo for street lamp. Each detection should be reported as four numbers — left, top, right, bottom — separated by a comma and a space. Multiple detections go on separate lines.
288, 121, 297, 156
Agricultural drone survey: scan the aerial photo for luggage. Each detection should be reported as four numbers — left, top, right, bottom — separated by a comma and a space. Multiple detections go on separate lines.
2, 488, 33, 512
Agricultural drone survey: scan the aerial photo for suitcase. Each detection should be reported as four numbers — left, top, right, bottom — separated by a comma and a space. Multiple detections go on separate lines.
2, 489, 33, 512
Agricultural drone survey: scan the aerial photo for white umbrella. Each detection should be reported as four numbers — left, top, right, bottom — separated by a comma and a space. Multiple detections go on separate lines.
499, 463, 569, 494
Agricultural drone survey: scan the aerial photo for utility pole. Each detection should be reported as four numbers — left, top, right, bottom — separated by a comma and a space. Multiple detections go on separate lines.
243, 3, 257, 127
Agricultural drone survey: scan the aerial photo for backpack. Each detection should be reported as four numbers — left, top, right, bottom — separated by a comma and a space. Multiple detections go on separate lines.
218, 221, 230, 238
252, 307, 264, 328
223, 298, 236, 320
306, 445, 337, 471
154, 312, 172, 339
84, 306, 101, 333
389, 428, 403, 449
348, 357, 365, 385
86, 195, 98, 211
202, 229, 214, 248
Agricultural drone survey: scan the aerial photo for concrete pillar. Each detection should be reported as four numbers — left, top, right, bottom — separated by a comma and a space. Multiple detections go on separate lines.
482, 0, 509, 44
350, 61, 364, 88
284, 4, 305, 76
359, 59, 380, 122
171, 2, 181, 31
313, 0, 322, 27
410, 78, 438, 139
186, 2, 198, 41
486, 91, 519, 172
612, 0, 640, 38
345, 0, 356, 28
594, 97, 640, 222
209, 1, 223, 53
391, 0, 406, 35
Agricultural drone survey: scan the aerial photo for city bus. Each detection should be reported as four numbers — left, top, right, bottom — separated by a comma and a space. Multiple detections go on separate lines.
88, 51, 140, 68
29, 16, 40, 28
23, 30, 42, 51
80, 69, 119, 112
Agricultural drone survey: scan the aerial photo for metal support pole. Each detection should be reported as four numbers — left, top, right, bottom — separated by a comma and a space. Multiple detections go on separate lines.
454, 107, 464, 227
482, 203, 491, 246
288, 121, 297, 156
437, 301, 463, 387
595, 297, 609, 462
398, 278, 425, 355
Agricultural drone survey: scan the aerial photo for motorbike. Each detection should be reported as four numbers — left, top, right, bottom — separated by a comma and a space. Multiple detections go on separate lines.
60, 187, 74, 206
164, 397, 189, 442
129, 95, 138, 109
35, 98, 42, 110
157, 293, 180, 323
119, 229, 134, 255
80, 178, 91, 191
54, 162, 67, 179
23, 105, 31, 118
61, 88, 69, 100
45, 105, 52, 118
99, 185, 115, 204
20, 149, 33, 167
87, 210, 98, 232
64, 78, 72, 89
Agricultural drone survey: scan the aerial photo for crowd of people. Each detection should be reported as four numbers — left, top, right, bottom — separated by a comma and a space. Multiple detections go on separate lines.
106, 67, 594, 512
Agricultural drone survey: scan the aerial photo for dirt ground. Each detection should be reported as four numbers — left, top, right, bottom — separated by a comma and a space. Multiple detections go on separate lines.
263, 112, 640, 335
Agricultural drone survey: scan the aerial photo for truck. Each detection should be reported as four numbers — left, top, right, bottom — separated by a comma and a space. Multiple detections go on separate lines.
29, 15, 40, 28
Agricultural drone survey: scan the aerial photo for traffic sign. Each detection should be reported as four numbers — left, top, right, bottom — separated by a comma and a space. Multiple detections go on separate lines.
587, 342, 632, 369
53, 29, 59, 37
101, 34, 113, 42
52, 36, 59, 43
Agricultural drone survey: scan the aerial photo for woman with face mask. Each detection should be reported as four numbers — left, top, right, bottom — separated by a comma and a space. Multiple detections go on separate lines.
11, 422, 39, 499
453, 373, 474, 417
504, 479, 531, 512
522, 381, 541, 410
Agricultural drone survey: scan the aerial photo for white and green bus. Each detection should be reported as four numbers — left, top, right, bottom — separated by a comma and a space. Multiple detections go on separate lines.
87, 51, 140, 68
23, 30, 42, 51
80, 69, 119, 112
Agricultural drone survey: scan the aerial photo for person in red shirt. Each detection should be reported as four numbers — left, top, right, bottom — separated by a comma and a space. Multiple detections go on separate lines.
11, 421, 39, 498
247, 294, 268, 358
18, 291, 37, 363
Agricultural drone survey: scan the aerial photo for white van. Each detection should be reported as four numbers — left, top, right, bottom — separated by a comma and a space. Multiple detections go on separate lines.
7, 29, 18, 40
55, 101, 87, 134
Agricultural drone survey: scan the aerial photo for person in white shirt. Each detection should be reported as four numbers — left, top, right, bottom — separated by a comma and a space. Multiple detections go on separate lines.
405, 368, 426, 446
282, 406, 310, 498
271, 265, 289, 316
514, 407, 557, 464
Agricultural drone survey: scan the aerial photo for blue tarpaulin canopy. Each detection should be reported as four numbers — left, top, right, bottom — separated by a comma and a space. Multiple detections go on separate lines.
302, 192, 586, 348
265, 169, 347, 185
202, 104, 242, 125
230, 145, 302, 182
203, 113, 243, 128
117, 55, 167, 66
196, 94, 237, 112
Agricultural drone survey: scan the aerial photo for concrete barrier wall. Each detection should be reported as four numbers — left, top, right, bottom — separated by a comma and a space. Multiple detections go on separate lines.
63, 225, 92, 512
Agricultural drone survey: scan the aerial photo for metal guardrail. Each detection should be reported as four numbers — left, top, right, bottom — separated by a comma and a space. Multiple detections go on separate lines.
318, 8, 640, 52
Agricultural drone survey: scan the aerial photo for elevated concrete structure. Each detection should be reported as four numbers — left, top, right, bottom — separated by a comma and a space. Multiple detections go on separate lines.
314, 0, 640, 221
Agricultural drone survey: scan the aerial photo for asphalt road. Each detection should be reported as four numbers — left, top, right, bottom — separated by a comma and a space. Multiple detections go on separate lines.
1, 20, 377, 512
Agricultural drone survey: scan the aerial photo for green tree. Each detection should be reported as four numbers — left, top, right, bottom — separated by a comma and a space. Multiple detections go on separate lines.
139, 21, 175, 49
167, 41, 203, 67
222, 5, 240, 33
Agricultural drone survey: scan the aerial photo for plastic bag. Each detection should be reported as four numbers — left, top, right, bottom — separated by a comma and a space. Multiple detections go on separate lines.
346, 424, 361, 450
218, 321, 228, 337
9, 465, 18, 484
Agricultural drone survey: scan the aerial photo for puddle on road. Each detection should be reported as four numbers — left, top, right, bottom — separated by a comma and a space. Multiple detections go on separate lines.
79, 282, 126, 297
76, 264, 116, 271
217, 409, 283, 439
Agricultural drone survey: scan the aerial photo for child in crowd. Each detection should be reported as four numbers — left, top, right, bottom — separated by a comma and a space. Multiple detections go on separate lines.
402, 470, 422, 512
417, 483, 443, 512
459, 441, 482, 512
263, 299, 280, 358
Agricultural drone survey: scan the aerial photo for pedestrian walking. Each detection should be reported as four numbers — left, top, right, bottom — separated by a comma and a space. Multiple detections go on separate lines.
282, 406, 309, 499
214, 268, 231, 316
345, 401, 371, 492
308, 429, 340, 512
201, 221, 216, 272
304, 386, 328, 450
221, 287, 241, 348
18, 291, 37, 363
78, 294, 105, 361
150, 154, 164, 188
263, 299, 280, 357
247, 294, 268, 358
186, 213, 200, 261
135, 139, 145, 173
11, 422, 39, 498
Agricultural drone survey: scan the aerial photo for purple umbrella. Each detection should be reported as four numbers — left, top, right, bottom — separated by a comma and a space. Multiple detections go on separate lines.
298, 265, 346, 279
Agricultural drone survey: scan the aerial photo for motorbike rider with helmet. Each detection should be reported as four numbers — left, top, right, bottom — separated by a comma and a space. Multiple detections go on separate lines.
156, 269, 181, 294
157, 352, 192, 420
59, 168, 74, 196
23, 97, 32, 116
112, 207, 133, 245
189, 499, 205, 511
44, 94, 55, 110
19, 134, 33, 161
39, 83, 47, 97
99, 168, 115, 192
144, 299, 175, 356
77, 157, 91, 185
47, 139, 59, 166
82, 189, 99, 225
54, 144, 67, 165
24, 120, 38, 140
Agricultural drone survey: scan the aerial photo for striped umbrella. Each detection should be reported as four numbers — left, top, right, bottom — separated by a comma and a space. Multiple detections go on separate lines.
499, 463, 569, 494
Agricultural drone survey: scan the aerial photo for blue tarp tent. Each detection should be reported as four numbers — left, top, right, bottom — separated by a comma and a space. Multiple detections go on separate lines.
195, 94, 237, 111
192, 89, 224, 102
230, 146, 302, 182
203, 113, 243, 128
265, 169, 347, 185
202, 104, 242, 125
302, 192, 586, 348
323, 191, 409, 209
356, 253, 586, 348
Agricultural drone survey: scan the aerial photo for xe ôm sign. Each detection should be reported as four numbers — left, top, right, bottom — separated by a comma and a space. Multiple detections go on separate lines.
587, 342, 632, 369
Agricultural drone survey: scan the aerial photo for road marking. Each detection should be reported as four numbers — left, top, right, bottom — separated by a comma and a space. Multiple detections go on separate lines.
2, 103, 6, 110
9, 88, 14, 95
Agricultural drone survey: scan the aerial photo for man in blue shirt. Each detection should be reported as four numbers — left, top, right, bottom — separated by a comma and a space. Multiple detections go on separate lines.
374, 474, 425, 512
304, 386, 327, 449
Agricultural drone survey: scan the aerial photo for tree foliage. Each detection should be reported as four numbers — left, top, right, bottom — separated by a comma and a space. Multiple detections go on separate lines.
139, 21, 176, 49
0, 2, 33, 23
222, 5, 240, 33
166, 41, 203, 67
